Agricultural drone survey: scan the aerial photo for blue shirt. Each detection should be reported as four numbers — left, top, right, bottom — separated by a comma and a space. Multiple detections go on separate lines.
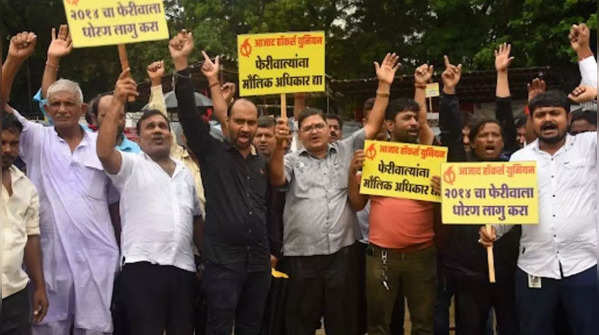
116, 136, 141, 153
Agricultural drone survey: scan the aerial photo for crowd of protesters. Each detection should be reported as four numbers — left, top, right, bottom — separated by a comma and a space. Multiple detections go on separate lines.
0, 20, 597, 335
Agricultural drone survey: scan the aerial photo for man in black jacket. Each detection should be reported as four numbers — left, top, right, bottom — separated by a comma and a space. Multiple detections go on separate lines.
169, 30, 272, 335
435, 44, 521, 335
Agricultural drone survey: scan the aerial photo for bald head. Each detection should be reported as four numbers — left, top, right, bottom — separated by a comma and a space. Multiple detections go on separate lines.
229, 98, 258, 118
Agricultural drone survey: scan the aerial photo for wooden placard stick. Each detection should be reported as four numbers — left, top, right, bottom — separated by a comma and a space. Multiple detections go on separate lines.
280, 93, 288, 147
428, 96, 433, 113
117, 44, 136, 102
486, 224, 496, 283
280, 93, 287, 120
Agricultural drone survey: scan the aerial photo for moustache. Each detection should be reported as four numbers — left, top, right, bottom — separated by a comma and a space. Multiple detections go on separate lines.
541, 123, 557, 130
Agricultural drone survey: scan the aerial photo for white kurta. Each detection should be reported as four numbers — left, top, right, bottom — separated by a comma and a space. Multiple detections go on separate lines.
13, 109, 119, 332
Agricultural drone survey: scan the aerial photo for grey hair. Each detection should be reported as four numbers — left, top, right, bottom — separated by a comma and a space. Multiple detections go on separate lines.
47, 79, 84, 105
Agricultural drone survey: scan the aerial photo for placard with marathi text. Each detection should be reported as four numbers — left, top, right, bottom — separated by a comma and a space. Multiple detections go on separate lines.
63, 0, 169, 48
441, 162, 539, 224
360, 140, 448, 202
237, 31, 325, 96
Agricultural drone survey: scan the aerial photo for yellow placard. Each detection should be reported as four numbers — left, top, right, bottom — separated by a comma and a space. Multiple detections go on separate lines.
441, 162, 539, 224
360, 140, 448, 202
63, 0, 169, 48
426, 82, 440, 98
237, 31, 325, 96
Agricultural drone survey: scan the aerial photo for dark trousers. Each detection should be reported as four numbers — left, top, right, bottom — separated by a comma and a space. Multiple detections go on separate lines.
454, 276, 518, 335
434, 269, 455, 335
366, 244, 437, 335
390, 290, 406, 335
119, 262, 195, 335
359, 243, 405, 335
0, 286, 31, 335
284, 244, 360, 335
515, 266, 598, 335
202, 261, 271, 335
357, 242, 368, 334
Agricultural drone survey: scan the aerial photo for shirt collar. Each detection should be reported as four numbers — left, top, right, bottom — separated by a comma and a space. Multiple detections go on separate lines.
52, 125, 91, 147
141, 152, 184, 177
298, 143, 337, 157
117, 136, 140, 153
531, 134, 574, 155
224, 140, 258, 157
8, 165, 26, 184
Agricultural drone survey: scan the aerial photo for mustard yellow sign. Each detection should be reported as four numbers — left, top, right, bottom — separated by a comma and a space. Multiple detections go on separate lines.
237, 31, 325, 96
63, 0, 169, 48
426, 82, 440, 98
360, 141, 448, 202
441, 162, 539, 224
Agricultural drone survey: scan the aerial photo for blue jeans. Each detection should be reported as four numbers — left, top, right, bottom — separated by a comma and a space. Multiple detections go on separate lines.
515, 266, 598, 335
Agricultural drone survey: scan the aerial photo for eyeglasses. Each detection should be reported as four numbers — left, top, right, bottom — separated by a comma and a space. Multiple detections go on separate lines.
300, 123, 326, 133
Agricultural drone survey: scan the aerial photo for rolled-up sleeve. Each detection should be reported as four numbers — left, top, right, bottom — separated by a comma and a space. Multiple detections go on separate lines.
25, 186, 40, 236
106, 152, 137, 190
11, 108, 44, 165
579, 56, 597, 87
283, 154, 295, 184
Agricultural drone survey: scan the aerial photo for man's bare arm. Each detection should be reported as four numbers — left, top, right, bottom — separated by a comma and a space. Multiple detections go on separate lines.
364, 53, 401, 139
41, 25, 72, 98
1, 32, 37, 104
97, 69, 139, 174
414, 64, 435, 145
200, 51, 229, 137
24, 235, 49, 323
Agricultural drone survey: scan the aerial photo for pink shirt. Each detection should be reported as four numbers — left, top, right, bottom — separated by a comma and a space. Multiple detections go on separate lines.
369, 196, 435, 249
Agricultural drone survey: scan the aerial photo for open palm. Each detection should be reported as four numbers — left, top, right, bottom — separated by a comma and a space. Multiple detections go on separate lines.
48, 25, 73, 58
375, 53, 401, 85
494, 43, 514, 72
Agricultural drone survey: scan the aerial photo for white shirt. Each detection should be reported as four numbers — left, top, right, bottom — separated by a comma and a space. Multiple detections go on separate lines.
1, 166, 40, 299
496, 133, 597, 279
107, 152, 201, 272
12, 108, 119, 332
578, 56, 597, 88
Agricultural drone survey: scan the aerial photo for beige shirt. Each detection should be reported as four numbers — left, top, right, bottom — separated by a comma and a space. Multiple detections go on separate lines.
1, 165, 40, 298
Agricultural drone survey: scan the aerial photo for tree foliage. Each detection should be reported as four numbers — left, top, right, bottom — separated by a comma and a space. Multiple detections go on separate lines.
0, 0, 596, 115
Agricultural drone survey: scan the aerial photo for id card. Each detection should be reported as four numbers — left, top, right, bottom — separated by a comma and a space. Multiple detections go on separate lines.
528, 274, 542, 288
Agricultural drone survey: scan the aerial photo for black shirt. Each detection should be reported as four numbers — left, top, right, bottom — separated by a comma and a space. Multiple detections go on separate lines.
175, 68, 270, 271
437, 93, 521, 283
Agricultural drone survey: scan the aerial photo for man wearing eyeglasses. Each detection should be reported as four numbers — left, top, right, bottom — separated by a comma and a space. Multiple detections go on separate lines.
269, 53, 400, 335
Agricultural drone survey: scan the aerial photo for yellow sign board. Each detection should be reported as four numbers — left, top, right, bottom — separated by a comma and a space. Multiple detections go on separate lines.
237, 31, 325, 96
426, 82, 440, 98
63, 0, 169, 48
441, 162, 539, 224
360, 140, 448, 202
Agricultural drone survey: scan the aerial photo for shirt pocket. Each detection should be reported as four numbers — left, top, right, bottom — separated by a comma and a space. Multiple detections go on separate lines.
560, 158, 590, 189
175, 181, 195, 215
292, 160, 325, 198
79, 159, 108, 201
330, 157, 349, 190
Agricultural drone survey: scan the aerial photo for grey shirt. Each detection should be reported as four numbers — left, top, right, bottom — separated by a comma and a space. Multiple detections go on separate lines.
283, 129, 366, 256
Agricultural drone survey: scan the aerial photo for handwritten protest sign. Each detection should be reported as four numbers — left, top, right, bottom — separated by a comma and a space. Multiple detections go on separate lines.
237, 31, 325, 97
63, 0, 169, 48
441, 162, 539, 224
360, 140, 448, 202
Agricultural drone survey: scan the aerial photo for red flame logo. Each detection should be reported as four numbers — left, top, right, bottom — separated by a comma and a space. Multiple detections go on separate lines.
365, 143, 377, 160
443, 166, 456, 185
240, 38, 252, 57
